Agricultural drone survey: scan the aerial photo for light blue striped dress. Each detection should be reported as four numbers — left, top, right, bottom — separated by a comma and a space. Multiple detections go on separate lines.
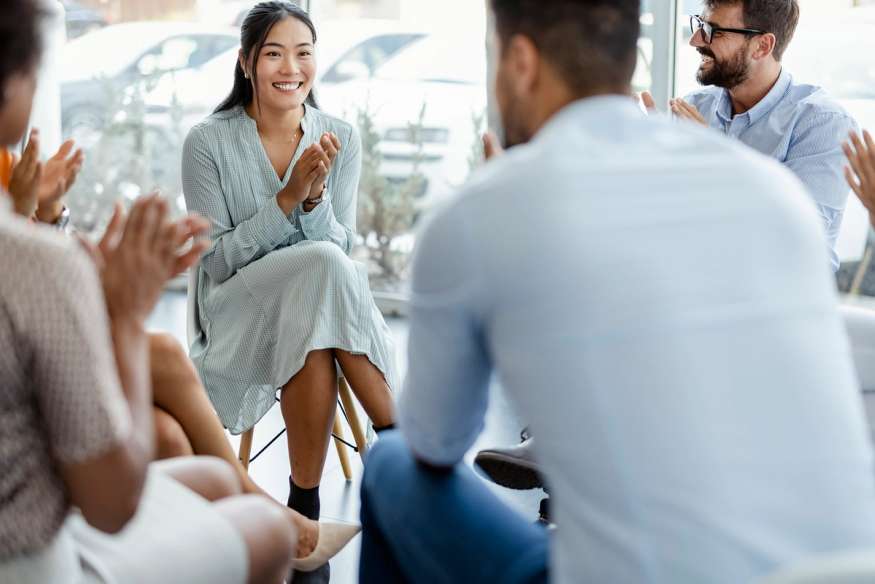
181, 104, 398, 434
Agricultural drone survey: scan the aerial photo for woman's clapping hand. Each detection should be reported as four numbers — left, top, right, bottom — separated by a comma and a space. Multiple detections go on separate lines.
277, 132, 341, 213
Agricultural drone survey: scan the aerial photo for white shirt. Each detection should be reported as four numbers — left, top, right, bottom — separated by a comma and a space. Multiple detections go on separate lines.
398, 96, 875, 583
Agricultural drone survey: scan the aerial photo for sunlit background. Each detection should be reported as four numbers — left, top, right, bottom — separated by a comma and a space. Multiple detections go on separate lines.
42, 0, 875, 297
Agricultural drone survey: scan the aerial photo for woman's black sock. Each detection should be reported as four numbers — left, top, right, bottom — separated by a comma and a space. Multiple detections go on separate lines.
373, 423, 396, 434
287, 477, 320, 520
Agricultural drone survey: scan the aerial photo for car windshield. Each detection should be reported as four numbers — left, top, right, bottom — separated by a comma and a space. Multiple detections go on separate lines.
374, 35, 485, 85
62, 25, 171, 79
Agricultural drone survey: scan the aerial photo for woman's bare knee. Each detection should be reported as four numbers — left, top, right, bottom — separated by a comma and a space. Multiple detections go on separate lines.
154, 456, 242, 501
213, 495, 296, 584
149, 332, 201, 392
154, 408, 193, 459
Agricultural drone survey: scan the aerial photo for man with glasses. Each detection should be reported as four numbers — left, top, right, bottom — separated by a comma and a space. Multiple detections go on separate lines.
660, 0, 856, 272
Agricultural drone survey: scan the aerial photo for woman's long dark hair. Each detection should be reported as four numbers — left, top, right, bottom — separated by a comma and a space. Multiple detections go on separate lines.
215, 1, 319, 113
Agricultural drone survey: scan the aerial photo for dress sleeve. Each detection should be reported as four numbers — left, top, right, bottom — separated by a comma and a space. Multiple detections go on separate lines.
182, 125, 300, 283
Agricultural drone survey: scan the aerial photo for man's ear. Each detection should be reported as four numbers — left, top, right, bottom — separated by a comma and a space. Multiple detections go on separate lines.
752, 32, 777, 61
505, 34, 540, 95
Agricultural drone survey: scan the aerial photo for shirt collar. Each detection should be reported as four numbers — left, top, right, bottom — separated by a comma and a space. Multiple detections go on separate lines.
715, 68, 791, 125
536, 94, 645, 143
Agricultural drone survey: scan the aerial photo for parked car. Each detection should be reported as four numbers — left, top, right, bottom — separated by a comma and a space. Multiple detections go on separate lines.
61, 0, 106, 40
61, 22, 238, 146
317, 32, 486, 212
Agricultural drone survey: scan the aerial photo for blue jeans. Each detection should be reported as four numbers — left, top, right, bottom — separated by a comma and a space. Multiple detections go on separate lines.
359, 431, 549, 584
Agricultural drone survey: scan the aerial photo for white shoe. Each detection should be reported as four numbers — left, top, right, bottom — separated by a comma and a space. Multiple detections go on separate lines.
291, 521, 361, 572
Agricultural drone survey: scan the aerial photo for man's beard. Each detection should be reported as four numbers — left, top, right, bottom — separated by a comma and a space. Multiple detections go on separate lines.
696, 45, 751, 89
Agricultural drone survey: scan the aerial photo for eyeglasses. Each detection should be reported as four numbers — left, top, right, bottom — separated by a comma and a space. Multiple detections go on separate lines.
690, 15, 766, 44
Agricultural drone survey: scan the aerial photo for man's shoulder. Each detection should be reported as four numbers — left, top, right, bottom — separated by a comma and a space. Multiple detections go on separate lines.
781, 76, 855, 124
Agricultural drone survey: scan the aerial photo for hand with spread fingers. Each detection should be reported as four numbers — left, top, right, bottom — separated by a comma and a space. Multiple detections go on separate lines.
35, 139, 84, 223
843, 129, 875, 228
7, 129, 42, 218
670, 98, 707, 126
638, 90, 657, 114
99, 194, 209, 324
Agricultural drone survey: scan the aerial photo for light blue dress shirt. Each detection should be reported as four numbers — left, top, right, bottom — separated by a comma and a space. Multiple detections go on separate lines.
685, 69, 858, 271
399, 96, 875, 583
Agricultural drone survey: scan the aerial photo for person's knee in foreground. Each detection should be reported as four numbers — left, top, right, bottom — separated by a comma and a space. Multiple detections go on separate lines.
360, 431, 549, 584
360, 0, 875, 582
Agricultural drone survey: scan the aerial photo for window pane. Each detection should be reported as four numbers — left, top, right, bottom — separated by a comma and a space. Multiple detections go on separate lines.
60, 0, 660, 296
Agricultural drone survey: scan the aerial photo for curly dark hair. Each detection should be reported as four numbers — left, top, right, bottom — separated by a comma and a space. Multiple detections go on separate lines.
490, 0, 640, 95
0, 0, 43, 108
704, 0, 799, 61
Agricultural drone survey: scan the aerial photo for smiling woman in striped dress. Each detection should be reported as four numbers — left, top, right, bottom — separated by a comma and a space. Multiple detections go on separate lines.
182, 2, 397, 570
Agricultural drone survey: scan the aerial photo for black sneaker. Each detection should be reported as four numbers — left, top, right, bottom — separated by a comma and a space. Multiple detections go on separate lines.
474, 437, 543, 490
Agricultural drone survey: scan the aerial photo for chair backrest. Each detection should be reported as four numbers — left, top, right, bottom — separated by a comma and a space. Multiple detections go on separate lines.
757, 550, 875, 584
840, 304, 875, 392
186, 268, 200, 349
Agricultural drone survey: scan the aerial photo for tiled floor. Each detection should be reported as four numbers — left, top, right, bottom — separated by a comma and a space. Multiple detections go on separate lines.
147, 291, 544, 583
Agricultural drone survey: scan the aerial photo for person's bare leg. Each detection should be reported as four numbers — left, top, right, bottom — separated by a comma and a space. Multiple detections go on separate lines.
214, 495, 298, 584
148, 332, 263, 494
280, 348, 338, 489
153, 406, 194, 459
149, 335, 321, 557
334, 350, 395, 428
152, 456, 241, 502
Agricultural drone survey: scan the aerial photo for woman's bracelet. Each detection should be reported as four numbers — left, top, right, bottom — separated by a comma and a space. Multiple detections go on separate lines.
302, 196, 323, 212
302, 183, 326, 212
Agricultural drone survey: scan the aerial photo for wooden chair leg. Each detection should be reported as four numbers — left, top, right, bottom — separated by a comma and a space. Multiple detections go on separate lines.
333, 413, 353, 481
238, 427, 254, 471
338, 376, 368, 459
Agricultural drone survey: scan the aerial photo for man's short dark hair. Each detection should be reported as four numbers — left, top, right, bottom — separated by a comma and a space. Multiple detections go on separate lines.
704, 0, 799, 61
0, 0, 43, 107
490, 0, 640, 95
